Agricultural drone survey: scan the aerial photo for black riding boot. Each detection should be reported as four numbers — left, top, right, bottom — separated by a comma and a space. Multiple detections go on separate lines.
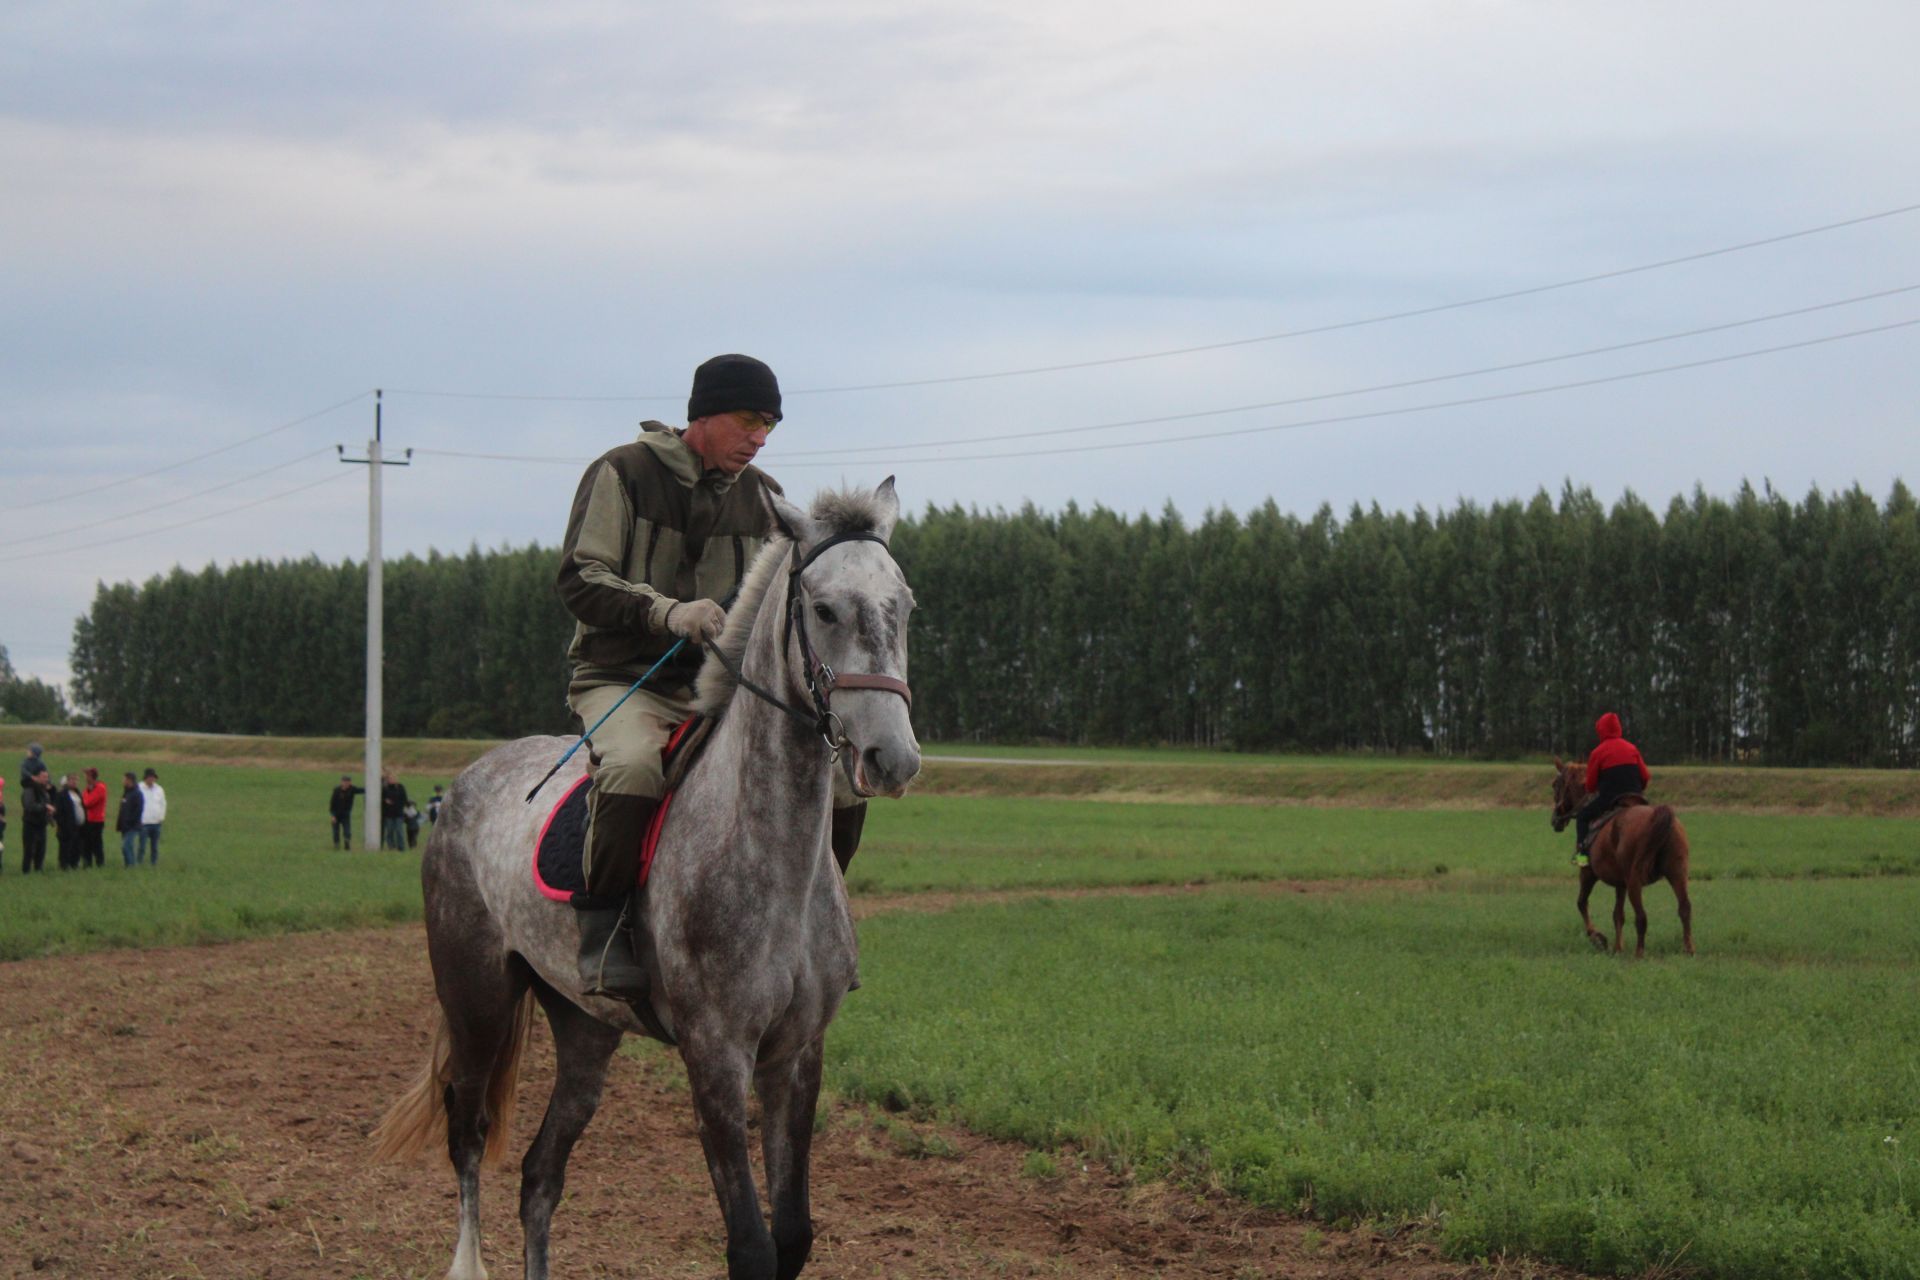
574, 790, 660, 999
576, 895, 649, 999
831, 801, 868, 874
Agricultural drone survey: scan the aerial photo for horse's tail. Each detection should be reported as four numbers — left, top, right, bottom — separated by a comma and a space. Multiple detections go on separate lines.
371, 990, 538, 1168
1648, 805, 1677, 880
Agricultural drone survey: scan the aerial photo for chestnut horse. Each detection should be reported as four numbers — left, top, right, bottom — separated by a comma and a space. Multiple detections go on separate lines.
1549, 760, 1695, 957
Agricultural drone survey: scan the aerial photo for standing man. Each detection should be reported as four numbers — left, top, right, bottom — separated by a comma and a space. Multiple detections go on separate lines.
20, 764, 53, 872
53, 775, 83, 870
380, 771, 410, 851
116, 771, 143, 866
138, 768, 167, 866
554, 354, 870, 998
81, 768, 108, 868
0, 776, 7, 870
329, 775, 364, 850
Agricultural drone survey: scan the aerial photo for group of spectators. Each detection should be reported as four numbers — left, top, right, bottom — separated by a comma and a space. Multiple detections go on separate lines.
329, 772, 444, 851
3, 742, 168, 873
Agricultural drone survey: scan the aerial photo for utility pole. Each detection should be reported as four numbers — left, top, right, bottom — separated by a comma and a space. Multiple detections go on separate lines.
340, 390, 412, 851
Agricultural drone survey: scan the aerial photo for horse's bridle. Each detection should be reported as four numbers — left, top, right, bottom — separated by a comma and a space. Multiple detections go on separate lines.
707, 529, 912, 757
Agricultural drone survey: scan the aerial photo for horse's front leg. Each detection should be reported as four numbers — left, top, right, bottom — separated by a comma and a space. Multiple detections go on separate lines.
1575, 868, 1607, 952
681, 1030, 778, 1279
757, 1035, 826, 1280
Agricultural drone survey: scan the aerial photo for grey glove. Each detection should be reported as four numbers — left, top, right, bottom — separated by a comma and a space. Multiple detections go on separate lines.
665, 599, 728, 644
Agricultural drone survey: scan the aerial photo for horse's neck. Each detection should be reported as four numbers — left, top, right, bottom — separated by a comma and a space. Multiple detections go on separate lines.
686, 584, 835, 867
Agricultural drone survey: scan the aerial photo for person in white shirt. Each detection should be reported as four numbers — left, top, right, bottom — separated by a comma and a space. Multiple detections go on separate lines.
138, 768, 168, 866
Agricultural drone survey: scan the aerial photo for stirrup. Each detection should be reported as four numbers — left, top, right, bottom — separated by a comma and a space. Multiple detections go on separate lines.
578, 903, 648, 1000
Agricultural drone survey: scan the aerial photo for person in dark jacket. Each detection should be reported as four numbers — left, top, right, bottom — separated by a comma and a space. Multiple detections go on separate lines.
380, 772, 410, 851
0, 776, 8, 870
329, 775, 364, 850
53, 774, 84, 870
20, 767, 53, 872
116, 771, 144, 866
19, 742, 46, 791
1576, 711, 1651, 866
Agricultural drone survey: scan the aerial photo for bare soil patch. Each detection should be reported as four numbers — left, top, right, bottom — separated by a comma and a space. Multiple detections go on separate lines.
0, 924, 1591, 1280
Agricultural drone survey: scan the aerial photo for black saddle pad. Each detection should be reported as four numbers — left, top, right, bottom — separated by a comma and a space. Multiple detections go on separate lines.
535, 775, 593, 901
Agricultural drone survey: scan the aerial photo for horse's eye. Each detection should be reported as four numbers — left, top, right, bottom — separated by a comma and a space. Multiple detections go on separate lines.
813, 603, 836, 625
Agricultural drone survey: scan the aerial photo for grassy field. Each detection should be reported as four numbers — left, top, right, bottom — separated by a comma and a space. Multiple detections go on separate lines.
4, 730, 1918, 1277
0, 756, 447, 960
831, 883, 1920, 1280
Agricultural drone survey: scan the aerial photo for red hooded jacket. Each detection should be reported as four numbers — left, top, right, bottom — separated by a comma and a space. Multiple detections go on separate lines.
1585, 712, 1649, 791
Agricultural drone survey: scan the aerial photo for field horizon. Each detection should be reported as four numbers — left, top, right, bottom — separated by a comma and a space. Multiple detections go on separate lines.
11, 722, 1920, 816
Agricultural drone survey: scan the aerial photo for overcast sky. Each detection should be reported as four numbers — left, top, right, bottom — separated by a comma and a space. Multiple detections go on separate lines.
3, 1, 1917, 691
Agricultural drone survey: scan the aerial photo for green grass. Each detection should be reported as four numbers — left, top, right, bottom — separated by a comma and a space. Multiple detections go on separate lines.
6, 763, 1917, 958
830, 883, 1920, 1280
848, 796, 1920, 893
0, 755, 443, 960
6, 737, 1919, 1277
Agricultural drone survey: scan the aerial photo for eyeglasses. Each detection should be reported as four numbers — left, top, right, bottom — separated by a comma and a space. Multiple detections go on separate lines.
740, 410, 779, 434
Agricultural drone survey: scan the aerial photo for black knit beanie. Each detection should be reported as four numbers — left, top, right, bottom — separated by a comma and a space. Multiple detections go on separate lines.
687, 354, 782, 423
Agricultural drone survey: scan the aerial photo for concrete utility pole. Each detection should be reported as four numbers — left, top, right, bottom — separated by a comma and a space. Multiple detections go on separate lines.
339, 390, 412, 851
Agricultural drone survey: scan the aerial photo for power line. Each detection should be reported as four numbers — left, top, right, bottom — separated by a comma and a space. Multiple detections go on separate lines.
412, 312, 1920, 471
778, 284, 1920, 459
2, 390, 372, 515
4, 448, 338, 548
381, 199, 1920, 402
0, 469, 355, 564
766, 315, 1920, 467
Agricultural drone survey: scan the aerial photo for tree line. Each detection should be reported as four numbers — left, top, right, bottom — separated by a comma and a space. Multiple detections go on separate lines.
0, 645, 71, 725
66, 480, 1920, 766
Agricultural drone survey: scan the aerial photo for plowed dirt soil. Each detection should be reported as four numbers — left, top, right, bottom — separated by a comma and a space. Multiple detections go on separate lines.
0, 925, 1582, 1279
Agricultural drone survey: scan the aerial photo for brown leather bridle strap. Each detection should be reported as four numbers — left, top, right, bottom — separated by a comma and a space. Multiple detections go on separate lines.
821, 672, 913, 708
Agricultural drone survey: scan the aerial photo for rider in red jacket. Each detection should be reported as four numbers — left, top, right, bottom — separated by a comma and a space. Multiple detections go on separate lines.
1576, 712, 1650, 865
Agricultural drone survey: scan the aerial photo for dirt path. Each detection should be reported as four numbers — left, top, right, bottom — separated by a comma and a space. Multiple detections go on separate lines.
0, 924, 1581, 1280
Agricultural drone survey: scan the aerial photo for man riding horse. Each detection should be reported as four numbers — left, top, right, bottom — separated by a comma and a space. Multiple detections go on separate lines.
555, 353, 868, 999
1574, 711, 1650, 867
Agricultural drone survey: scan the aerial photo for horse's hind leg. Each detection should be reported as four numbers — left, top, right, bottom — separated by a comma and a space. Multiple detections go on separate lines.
519, 981, 623, 1280
757, 1035, 826, 1280
1611, 884, 1626, 953
439, 966, 532, 1280
429, 909, 533, 1280
1627, 881, 1650, 958
681, 1030, 778, 1279
1670, 871, 1695, 956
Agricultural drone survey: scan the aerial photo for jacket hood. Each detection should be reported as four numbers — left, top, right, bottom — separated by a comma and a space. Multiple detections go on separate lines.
1595, 712, 1623, 740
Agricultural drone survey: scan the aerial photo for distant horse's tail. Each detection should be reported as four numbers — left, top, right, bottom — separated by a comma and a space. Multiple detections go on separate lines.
1648, 805, 1677, 880
371, 990, 537, 1168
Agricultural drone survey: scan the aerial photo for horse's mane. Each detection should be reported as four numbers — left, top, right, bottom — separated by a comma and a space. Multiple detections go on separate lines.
692, 486, 894, 717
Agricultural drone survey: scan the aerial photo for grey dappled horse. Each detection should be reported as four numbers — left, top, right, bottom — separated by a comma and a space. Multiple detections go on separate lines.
374, 482, 919, 1280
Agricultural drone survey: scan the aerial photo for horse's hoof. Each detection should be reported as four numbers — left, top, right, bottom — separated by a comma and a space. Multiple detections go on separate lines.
1587, 933, 1608, 953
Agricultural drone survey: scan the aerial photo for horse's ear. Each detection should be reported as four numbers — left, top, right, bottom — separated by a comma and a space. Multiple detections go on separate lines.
765, 489, 817, 546
871, 475, 901, 542
1553, 756, 1563, 769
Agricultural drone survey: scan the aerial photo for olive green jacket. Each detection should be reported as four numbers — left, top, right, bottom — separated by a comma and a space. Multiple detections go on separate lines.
556, 423, 782, 692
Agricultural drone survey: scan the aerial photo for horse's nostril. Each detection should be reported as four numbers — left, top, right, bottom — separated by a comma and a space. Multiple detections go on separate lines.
862, 745, 884, 776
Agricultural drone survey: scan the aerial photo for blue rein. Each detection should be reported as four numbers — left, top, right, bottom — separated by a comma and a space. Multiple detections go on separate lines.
523, 639, 687, 804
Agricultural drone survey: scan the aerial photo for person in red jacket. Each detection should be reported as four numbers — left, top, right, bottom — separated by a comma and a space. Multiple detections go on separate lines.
1576, 711, 1651, 866
81, 767, 109, 868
